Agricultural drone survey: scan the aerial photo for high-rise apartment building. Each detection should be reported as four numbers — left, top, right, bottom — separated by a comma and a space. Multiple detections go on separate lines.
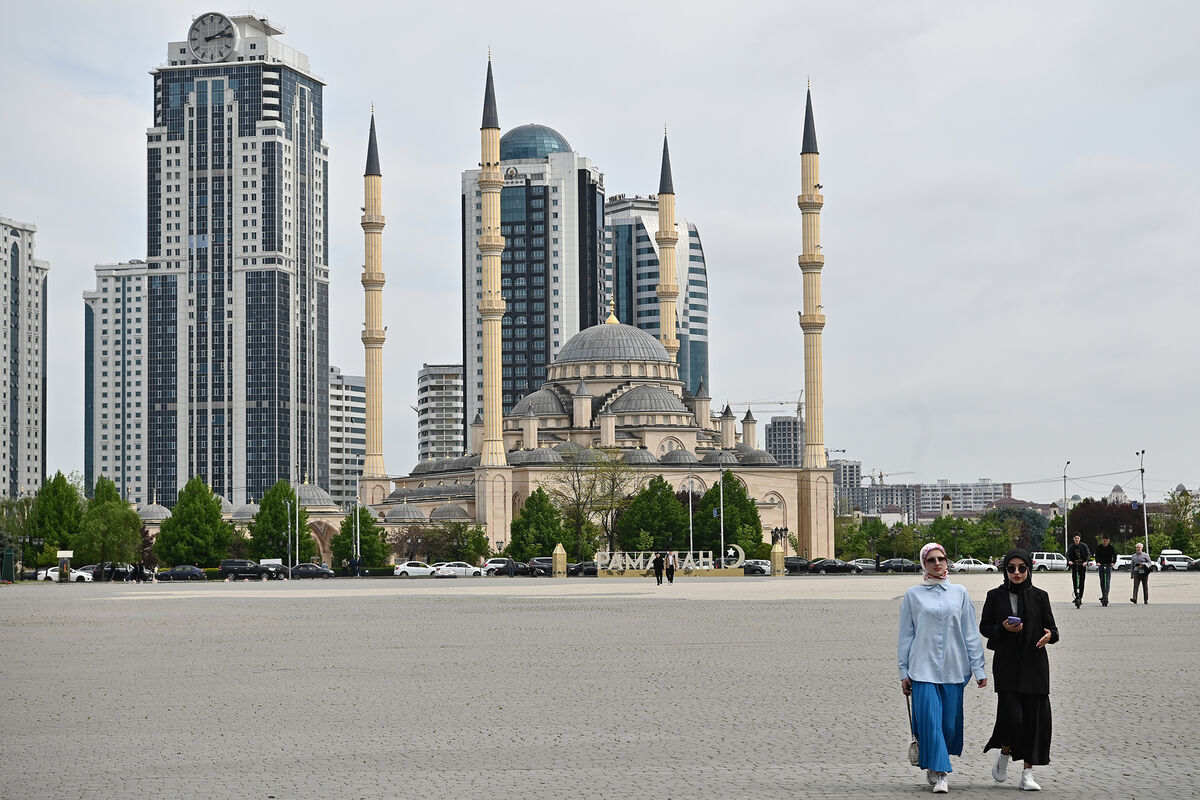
828, 458, 864, 514
916, 478, 1011, 514
765, 409, 805, 467
84, 261, 150, 500
136, 14, 328, 505
327, 366, 365, 509
417, 364, 465, 461
604, 194, 709, 395
1, 218, 48, 497
460, 123, 605, 434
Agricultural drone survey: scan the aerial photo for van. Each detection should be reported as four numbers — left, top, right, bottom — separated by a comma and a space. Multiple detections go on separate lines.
1157, 550, 1191, 571
1029, 552, 1068, 572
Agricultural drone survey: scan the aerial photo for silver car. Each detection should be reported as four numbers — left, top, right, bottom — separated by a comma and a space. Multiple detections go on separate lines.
951, 558, 997, 574
434, 561, 483, 578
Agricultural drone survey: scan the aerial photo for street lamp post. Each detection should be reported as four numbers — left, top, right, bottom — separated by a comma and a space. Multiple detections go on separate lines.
688, 477, 694, 559
719, 469, 725, 567
1062, 460, 1070, 552
951, 526, 962, 561
1137, 450, 1149, 552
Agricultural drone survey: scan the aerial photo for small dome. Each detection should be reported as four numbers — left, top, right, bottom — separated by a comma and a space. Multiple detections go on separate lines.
524, 448, 565, 465
385, 503, 427, 522
555, 323, 672, 366
623, 448, 659, 465
1112, 484, 1124, 492
511, 388, 566, 417
430, 503, 471, 521
293, 483, 337, 509
554, 441, 584, 456
215, 495, 234, 513
701, 449, 740, 466
139, 502, 171, 522
740, 449, 778, 466
500, 123, 572, 160
231, 500, 259, 521
659, 449, 699, 465
733, 442, 755, 454
574, 448, 606, 464
608, 385, 690, 415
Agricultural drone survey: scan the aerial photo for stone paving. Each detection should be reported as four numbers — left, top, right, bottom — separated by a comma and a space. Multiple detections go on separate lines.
2, 571, 1198, 799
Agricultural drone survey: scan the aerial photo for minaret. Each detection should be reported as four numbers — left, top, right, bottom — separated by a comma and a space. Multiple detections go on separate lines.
798, 87, 827, 469
361, 112, 387, 480
477, 59, 507, 467
654, 131, 680, 362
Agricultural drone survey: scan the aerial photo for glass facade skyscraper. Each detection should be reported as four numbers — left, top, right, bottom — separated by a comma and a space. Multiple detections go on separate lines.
129, 15, 329, 505
604, 195, 709, 396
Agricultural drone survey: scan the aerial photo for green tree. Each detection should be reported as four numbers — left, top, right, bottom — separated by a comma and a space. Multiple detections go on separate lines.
732, 522, 771, 560
693, 472, 762, 554
615, 475, 687, 551
248, 480, 315, 563
154, 477, 233, 567
0, 495, 36, 550
834, 516, 868, 559
508, 488, 564, 561
1160, 488, 1197, 552
90, 475, 123, 508
591, 451, 639, 552
331, 506, 388, 568
72, 499, 142, 575
30, 471, 83, 559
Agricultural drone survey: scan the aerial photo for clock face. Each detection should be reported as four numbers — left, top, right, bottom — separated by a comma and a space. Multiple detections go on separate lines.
188, 12, 238, 63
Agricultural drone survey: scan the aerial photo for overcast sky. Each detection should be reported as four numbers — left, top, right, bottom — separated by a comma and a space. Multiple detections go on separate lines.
3, 1, 1196, 503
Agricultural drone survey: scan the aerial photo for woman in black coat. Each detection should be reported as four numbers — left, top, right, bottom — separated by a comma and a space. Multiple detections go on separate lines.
979, 548, 1059, 791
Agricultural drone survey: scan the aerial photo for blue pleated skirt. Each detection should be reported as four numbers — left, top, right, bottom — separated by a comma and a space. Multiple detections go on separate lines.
910, 680, 966, 773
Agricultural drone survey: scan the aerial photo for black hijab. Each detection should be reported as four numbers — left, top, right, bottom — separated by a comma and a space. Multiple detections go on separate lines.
1001, 548, 1034, 593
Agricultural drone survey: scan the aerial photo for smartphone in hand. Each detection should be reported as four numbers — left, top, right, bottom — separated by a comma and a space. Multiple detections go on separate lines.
1006, 616, 1021, 625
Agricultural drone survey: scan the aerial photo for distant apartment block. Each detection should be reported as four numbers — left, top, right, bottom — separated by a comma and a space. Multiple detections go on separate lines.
417, 364, 465, 461
328, 366, 365, 509
829, 458, 864, 514
916, 478, 1012, 514
2, 218, 48, 497
764, 412, 804, 467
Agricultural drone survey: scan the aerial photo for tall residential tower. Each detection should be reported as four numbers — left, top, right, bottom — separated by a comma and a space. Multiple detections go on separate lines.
2, 219, 48, 497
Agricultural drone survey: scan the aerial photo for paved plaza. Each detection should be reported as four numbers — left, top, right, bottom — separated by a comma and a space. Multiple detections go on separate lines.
2, 571, 1198, 799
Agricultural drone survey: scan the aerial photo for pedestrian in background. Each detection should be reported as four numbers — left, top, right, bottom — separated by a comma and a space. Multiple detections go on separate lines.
665, 551, 678, 584
1066, 534, 1090, 609
899, 542, 988, 794
651, 552, 665, 585
980, 548, 1059, 791
1094, 534, 1117, 606
1130, 542, 1151, 604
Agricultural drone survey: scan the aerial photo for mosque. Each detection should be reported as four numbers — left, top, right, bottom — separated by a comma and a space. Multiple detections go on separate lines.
346, 61, 835, 561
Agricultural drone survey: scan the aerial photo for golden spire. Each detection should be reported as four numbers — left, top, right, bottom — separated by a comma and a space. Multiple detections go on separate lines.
606, 296, 619, 324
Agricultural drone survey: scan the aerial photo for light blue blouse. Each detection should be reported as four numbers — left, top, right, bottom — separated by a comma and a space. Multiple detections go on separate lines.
898, 581, 987, 684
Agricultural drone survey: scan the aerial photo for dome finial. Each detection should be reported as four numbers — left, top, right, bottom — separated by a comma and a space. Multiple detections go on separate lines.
606, 296, 619, 324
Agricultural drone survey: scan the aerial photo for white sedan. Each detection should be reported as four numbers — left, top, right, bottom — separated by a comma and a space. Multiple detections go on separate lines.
951, 558, 997, 574
433, 561, 482, 578
393, 561, 436, 577
42, 567, 93, 582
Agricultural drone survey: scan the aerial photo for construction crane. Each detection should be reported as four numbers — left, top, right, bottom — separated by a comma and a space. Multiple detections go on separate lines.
867, 470, 915, 487
724, 391, 803, 414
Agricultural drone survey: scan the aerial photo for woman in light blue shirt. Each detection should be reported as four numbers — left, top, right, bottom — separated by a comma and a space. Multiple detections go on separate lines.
899, 542, 987, 793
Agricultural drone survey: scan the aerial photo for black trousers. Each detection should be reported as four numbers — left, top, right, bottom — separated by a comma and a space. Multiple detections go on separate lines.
1132, 571, 1149, 603
665, 566, 675, 584
1071, 564, 1086, 599
654, 568, 663, 585
1097, 565, 1111, 599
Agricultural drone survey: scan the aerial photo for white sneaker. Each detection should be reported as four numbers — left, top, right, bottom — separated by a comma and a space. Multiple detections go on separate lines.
933, 773, 949, 793
992, 751, 1009, 782
1019, 768, 1041, 791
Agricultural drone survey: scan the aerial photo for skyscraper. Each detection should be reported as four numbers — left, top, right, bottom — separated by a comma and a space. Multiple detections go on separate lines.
416, 364, 465, 461
1, 218, 48, 497
327, 366, 365, 509
140, 14, 329, 505
460, 117, 605, 433
604, 195, 710, 395
764, 410, 805, 468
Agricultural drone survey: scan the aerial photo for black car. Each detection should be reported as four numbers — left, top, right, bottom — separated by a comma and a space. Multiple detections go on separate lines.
568, 561, 597, 576
528, 557, 554, 577
743, 560, 770, 575
878, 558, 920, 574
784, 556, 810, 575
156, 565, 207, 582
808, 558, 854, 574
94, 562, 136, 581
218, 559, 272, 581
290, 563, 335, 579
1189, 558, 1200, 572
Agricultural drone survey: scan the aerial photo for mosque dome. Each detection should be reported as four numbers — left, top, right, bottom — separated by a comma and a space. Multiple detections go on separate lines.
500, 123, 572, 160
740, 449, 779, 466
622, 448, 659, 465
231, 500, 259, 521
701, 449, 740, 466
511, 388, 566, 417
659, 449, 698, 465
555, 323, 672, 365
385, 503, 427, 523
523, 448, 565, 466
430, 503, 471, 521
293, 483, 337, 509
215, 495, 235, 514
607, 385, 690, 415
139, 502, 171, 522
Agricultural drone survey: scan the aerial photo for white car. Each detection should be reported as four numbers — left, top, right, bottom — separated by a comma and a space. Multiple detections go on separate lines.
434, 561, 482, 578
951, 558, 997, 574
481, 558, 511, 576
42, 567, 93, 582
1157, 550, 1191, 571
1030, 552, 1069, 572
393, 561, 436, 577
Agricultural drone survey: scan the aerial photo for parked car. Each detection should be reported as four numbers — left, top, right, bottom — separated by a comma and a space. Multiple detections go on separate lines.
528, 557, 555, 576
569, 561, 597, 576
1115, 554, 1160, 572
743, 559, 771, 575
393, 561, 436, 577
155, 565, 207, 582
951, 558, 997, 574
94, 562, 137, 581
42, 566, 92, 582
1157, 550, 1192, 571
808, 558, 853, 574
847, 558, 877, 573
290, 563, 335, 579
434, 561, 483, 578
878, 558, 919, 574
218, 559, 272, 581
1188, 558, 1200, 572
784, 556, 810, 575
1030, 552, 1069, 572
482, 558, 512, 576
